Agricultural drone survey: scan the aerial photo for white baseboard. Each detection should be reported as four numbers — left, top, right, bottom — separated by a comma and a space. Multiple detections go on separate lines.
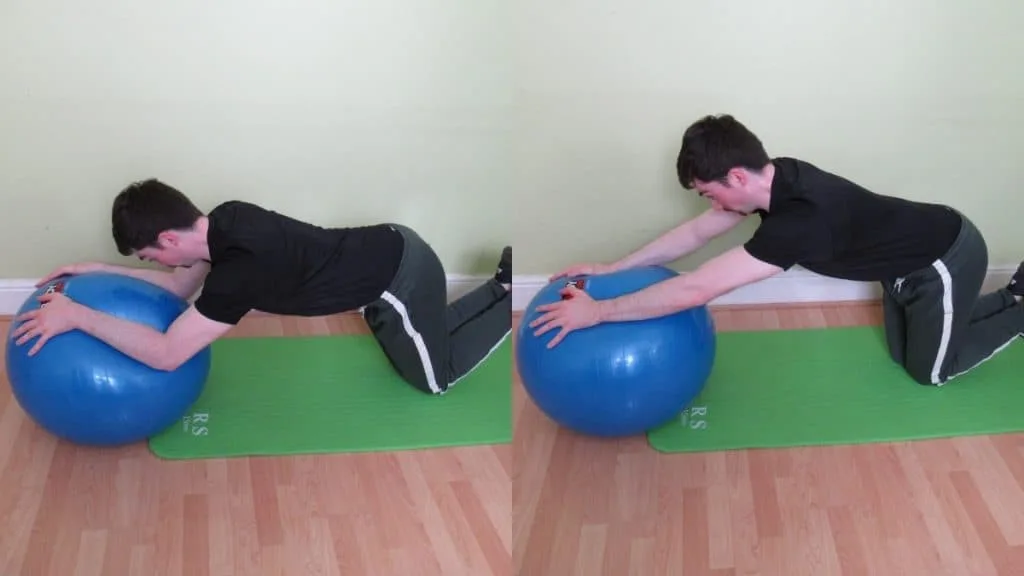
0, 280, 38, 315
0, 268, 1015, 316
510, 266, 1018, 311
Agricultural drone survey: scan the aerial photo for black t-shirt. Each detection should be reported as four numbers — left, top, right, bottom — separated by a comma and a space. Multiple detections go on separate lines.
193, 201, 404, 325
744, 157, 962, 281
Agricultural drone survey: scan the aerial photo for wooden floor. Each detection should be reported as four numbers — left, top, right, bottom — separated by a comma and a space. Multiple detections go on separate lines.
514, 301, 1024, 576
4, 302, 1024, 575
0, 312, 510, 576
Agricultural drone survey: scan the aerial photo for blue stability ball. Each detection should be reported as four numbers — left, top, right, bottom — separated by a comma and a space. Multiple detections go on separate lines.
5, 272, 211, 446
516, 265, 716, 437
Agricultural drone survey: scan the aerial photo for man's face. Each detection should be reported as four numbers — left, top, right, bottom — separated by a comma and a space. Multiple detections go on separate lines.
692, 171, 755, 214
135, 246, 184, 267
693, 180, 745, 214
134, 233, 196, 267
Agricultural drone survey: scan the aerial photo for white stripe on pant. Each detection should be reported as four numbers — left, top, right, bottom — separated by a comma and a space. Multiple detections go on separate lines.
381, 291, 441, 394
926, 259, 1022, 385
929, 260, 953, 385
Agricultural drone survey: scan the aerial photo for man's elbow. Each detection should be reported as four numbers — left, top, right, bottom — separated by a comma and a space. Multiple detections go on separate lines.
166, 281, 196, 301
671, 285, 713, 312
153, 347, 194, 372
690, 288, 715, 309
152, 355, 183, 372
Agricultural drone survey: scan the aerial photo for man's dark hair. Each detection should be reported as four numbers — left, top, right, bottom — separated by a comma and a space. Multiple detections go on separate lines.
676, 114, 771, 189
111, 178, 203, 255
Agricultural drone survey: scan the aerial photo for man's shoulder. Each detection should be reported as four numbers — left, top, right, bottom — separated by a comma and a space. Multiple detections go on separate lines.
766, 156, 824, 214
209, 199, 271, 219
771, 156, 884, 219
774, 156, 877, 193
208, 199, 301, 239
206, 201, 278, 265
773, 156, 841, 186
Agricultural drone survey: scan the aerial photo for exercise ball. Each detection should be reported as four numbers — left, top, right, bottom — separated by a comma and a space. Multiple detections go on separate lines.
515, 265, 716, 437
5, 272, 211, 446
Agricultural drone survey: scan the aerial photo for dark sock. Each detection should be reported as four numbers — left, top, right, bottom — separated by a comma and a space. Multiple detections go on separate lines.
495, 246, 510, 285
1009, 262, 1024, 297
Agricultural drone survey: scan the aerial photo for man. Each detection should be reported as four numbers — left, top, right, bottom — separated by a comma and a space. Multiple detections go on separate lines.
14, 179, 512, 395
530, 114, 1024, 386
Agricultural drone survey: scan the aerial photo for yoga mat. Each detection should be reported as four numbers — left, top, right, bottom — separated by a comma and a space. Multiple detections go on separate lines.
647, 325, 1024, 452
148, 334, 511, 459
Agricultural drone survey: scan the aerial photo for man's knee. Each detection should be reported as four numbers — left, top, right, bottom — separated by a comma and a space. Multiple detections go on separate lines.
885, 342, 905, 366
396, 360, 448, 395
903, 362, 942, 386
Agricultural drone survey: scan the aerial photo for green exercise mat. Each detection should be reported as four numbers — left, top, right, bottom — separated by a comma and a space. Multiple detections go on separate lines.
148, 334, 511, 459
647, 325, 1024, 452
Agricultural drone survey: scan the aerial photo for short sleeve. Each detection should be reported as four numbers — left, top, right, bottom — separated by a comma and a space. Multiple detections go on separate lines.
193, 260, 254, 325
743, 209, 830, 270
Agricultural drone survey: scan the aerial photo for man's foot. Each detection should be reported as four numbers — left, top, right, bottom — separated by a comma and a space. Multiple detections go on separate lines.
1009, 261, 1024, 300
495, 246, 511, 286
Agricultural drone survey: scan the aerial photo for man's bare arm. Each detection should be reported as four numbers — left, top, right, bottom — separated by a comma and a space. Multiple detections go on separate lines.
101, 262, 209, 300
70, 304, 232, 371
607, 209, 746, 272
597, 246, 783, 322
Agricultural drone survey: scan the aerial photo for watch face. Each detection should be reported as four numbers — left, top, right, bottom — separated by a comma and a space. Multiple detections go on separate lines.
562, 278, 586, 299
42, 280, 67, 306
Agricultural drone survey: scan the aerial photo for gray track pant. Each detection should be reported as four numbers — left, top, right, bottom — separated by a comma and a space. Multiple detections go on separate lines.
881, 213, 1024, 385
361, 224, 511, 394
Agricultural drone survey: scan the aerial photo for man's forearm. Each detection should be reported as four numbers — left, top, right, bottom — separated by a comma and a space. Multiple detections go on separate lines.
98, 263, 182, 296
596, 275, 707, 322
609, 224, 703, 272
71, 304, 172, 370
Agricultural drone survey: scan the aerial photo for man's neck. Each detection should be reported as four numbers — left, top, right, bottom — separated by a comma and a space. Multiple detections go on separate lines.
750, 162, 775, 211
192, 215, 212, 261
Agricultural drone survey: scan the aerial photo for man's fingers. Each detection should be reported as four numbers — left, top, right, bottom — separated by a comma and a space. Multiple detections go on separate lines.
14, 310, 38, 325
550, 267, 577, 280
28, 333, 50, 356
11, 318, 37, 339
15, 325, 38, 346
533, 302, 561, 314
11, 321, 28, 338
529, 309, 559, 327
547, 327, 568, 348
532, 317, 560, 337
559, 286, 583, 299
549, 266, 590, 282
35, 270, 65, 287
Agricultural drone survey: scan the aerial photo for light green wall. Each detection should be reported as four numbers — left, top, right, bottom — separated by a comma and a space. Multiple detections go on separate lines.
514, 1, 1024, 275
0, 1, 512, 277
3, 2, 1023, 279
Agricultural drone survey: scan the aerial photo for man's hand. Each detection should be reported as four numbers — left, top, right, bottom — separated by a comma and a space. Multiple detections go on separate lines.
548, 262, 612, 282
528, 284, 603, 348
13, 295, 233, 371
11, 291, 84, 355
36, 262, 109, 287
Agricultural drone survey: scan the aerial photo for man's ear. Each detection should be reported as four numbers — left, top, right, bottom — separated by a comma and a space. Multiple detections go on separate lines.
726, 167, 748, 187
156, 230, 179, 248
